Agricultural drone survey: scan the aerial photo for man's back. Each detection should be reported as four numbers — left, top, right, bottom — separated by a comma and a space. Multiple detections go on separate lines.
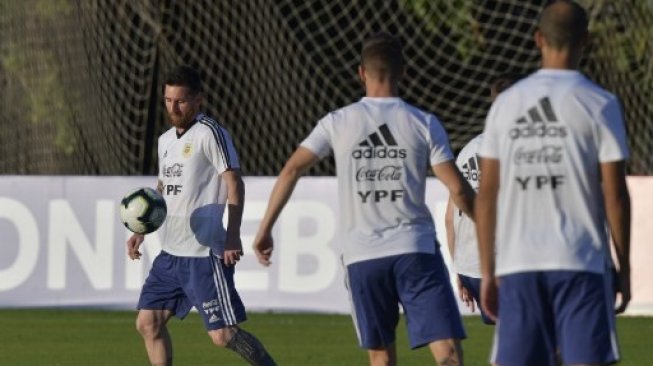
480, 69, 629, 276
301, 97, 454, 265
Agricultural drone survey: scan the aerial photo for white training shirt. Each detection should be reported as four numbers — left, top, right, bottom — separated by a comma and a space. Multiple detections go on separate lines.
452, 134, 483, 278
479, 69, 629, 276
157, 113, 240, 257
301, 97, 454, 266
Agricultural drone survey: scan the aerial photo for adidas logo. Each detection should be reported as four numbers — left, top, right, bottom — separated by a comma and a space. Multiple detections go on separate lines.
352, 124, 407, 159
209, 314, 220, 323
461, 154, 480, 181
509, 97, 567, 140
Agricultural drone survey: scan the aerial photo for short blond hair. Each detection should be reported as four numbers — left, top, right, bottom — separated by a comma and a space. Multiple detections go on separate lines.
360, 32, 403, 82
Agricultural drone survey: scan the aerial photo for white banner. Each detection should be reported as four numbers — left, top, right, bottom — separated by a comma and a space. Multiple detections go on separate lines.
0, 176, 650, 315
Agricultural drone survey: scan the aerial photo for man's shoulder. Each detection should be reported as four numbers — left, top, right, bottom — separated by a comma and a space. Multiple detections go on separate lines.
528, 70, 615, 101
159, 127, 177, 141
334, 97, 432, 115
194, 117, 238, 146
573, 78, 617, 104
456, 135, 482, 163
329, 101, 359, 116
408, 104, 439, 122
461, 134, 483, 152
318, 100, 371, 126
337, 98, 380, 114
389, 102, 442, 131
196, 114, 228, 131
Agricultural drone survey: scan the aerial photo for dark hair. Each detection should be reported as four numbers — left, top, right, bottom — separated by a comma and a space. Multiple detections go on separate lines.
163, 65, 202, 95
538, 0, 588, 50
360, 32, 404, 81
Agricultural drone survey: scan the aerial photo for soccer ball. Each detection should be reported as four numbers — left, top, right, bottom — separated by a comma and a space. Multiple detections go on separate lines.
119, 187, 167, 234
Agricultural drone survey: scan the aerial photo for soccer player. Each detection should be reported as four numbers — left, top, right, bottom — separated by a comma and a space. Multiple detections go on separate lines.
475, 1, 631, 365
125, 65, 276, 366
252, 33, 475, 366
444, 75, 517, 325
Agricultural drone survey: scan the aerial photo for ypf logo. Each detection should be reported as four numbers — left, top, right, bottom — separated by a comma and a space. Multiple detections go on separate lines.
352, 124, 407, 159
509, 97, 567, 139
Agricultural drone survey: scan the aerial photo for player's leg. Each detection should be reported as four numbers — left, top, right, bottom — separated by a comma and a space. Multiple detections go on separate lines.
428, 339, 463, 366
368, 344, 397, 366
206, 326, 276, 365
552, 271, 619, 366
394, 251, 466, 365
136, 309, 175, 366
191, 252, 276, 365
136, 251, 193, 366
346, 256, 401, 366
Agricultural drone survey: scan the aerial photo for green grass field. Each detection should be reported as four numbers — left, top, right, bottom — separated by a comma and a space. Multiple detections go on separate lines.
0, 310, 650, 365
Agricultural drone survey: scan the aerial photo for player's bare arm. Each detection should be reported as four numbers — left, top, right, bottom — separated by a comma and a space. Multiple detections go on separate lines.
253, 147, 319, 266
475, 157, 499, 321
223, 168, 245, 266
601, 160, 632, 314
445, 198, 456, 260
445, 198, 473, 309
432, 160, 475, 218
126, 233, 145, 260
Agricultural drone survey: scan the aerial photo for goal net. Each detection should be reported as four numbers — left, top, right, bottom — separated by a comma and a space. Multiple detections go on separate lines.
1, 0, 651, 175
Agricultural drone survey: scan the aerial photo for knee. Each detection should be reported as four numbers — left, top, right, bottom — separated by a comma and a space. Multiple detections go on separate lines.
209, 327, 237, 348
431, 339, 462, 366
436, 353, 459, 366
135, 312, 164, 339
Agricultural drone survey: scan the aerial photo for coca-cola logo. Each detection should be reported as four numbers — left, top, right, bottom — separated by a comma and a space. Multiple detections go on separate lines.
356, 165, 402, 182
514, 145, 563, 165
163, 163, 184, 177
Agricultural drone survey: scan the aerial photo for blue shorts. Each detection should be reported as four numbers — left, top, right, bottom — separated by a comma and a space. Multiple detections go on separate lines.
138, 251, 247, 330
346, 252, 466, 349
458, 274, 495, 325
492, 271, 620, 366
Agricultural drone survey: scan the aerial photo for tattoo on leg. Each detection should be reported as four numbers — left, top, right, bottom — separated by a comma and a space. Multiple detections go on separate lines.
226, 328, 276, 366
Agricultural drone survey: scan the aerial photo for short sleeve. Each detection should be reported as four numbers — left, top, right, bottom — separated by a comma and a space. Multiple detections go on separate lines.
203, 125, 240, 175
300, 114, 333, 159
478, 96, 503, 159
597, 97, 629, 162
428, 114, 454, 165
